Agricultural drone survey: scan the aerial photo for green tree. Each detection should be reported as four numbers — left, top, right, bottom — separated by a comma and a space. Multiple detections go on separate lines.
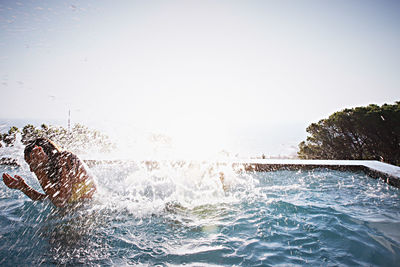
298, 102, 400, 166
1, 123, 115, 154
2, 126, 20, 146
21, 124, 39, 145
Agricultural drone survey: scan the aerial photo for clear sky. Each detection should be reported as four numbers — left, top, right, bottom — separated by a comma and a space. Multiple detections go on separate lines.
0, 0, 399, 158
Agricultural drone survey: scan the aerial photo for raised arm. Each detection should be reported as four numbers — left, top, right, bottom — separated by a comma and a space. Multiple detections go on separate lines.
2, 173, 47, 201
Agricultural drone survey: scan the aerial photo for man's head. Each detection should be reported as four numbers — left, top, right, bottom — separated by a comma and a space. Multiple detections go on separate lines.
24, 138, 61, 173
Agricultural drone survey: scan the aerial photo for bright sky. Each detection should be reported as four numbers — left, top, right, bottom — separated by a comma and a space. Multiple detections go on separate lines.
1, 0, 399, 158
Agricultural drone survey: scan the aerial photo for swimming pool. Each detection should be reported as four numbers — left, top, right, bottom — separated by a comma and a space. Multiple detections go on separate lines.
1, 162, 399, 266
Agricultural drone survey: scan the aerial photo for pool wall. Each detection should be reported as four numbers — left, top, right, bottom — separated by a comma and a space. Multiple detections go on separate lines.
232, 160, 400, 188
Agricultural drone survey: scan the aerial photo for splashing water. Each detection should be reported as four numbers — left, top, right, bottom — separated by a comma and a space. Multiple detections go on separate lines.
0, 143, 400, 265
92, 160, 254, 216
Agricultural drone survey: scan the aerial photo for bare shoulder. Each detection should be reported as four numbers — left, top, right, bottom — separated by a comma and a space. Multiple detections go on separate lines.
57, 151, 87, 181
58, 151, 80, 166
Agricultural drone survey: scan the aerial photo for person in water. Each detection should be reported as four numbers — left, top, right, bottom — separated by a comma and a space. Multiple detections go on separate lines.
2, 138, 96, 207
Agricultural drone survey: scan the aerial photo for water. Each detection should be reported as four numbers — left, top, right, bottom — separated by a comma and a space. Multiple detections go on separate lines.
1, 162, 400, 266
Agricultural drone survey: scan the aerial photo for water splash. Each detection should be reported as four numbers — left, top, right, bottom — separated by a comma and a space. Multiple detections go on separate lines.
91, 161, 257, 217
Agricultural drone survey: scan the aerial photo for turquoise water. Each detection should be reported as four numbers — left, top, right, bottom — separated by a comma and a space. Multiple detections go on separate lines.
1, 162, 400, 266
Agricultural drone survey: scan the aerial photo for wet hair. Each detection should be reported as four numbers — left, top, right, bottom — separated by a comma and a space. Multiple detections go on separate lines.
24, 138, 63, 183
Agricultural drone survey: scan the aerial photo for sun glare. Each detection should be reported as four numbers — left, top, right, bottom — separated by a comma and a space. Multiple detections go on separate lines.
146, 95, 234, 159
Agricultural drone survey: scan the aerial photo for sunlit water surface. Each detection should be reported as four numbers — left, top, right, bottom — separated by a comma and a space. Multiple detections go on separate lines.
1, 162, 400, 266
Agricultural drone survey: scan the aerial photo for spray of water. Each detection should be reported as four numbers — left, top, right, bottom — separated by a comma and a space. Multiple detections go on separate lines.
0, 133, 260, 265
0, 133, 258, 216
91, 160, 257, 216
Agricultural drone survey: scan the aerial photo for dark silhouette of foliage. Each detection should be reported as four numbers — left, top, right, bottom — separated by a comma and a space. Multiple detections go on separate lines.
21, 124, 39, 144
298, 102, 400, 166
1, 126, 20, 146
1, 123, 115, 154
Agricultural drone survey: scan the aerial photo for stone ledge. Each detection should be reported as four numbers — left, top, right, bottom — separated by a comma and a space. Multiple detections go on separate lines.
232, 160, 400, 189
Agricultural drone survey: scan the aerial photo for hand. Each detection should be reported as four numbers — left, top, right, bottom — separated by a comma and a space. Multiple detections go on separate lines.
2, 173, 26, 190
